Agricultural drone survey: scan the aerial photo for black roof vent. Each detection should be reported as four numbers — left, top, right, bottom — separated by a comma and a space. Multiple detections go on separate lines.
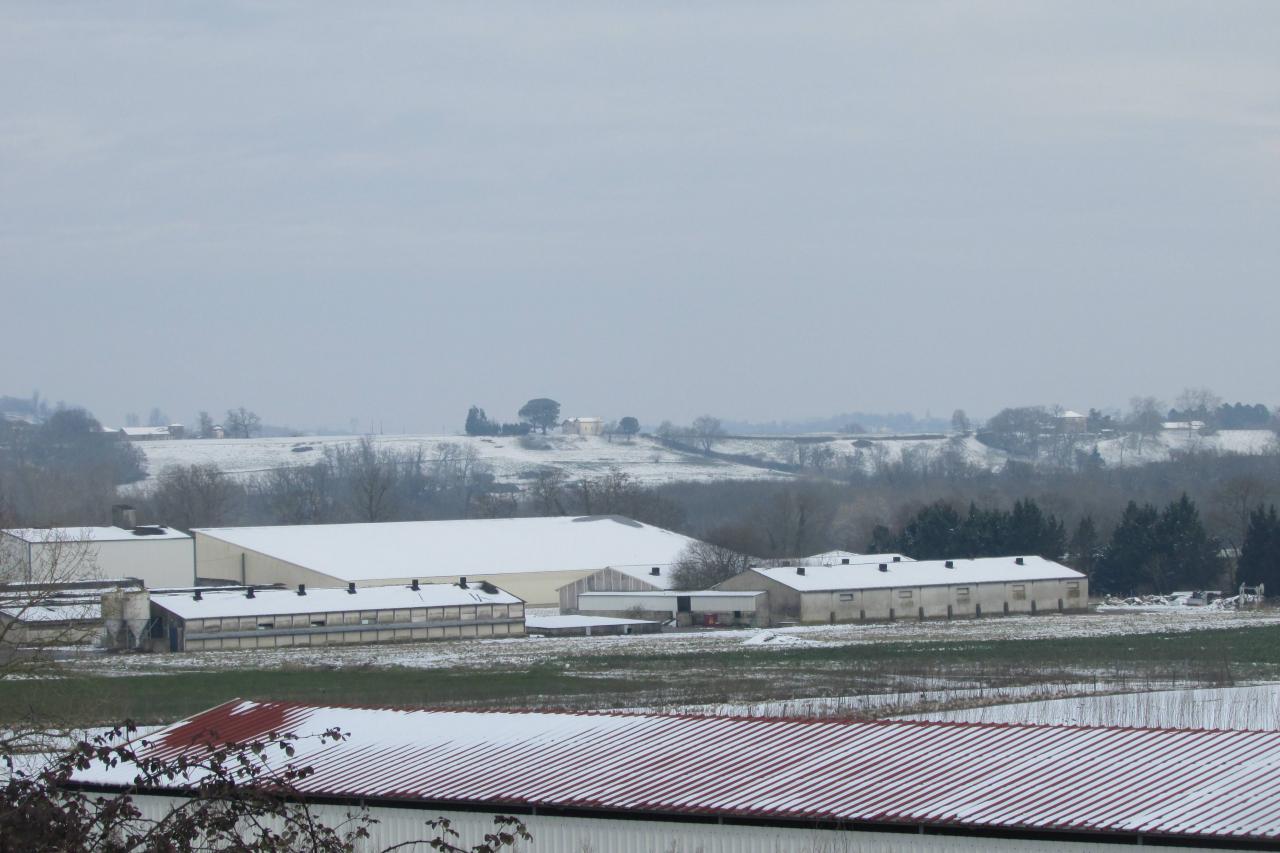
650, 567, 661, 576
459, 577, 468, 588
480, 581, 499, 594
1015, 557, 1025, 565
893, 556, 902, 562
411, 579, 420, 591
297, 584, 306, 596
878, 563, 888, 572
131, 526, 167, 536
246, 587, 255, 599
945, 560, 954, 568
796, 566, 806, 576
193, 589, 202, 601
347, 582, 356, 594
841, 558, 850, 565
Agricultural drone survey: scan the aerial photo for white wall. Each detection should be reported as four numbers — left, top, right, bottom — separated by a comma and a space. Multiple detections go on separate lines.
124, 795, 1197, 851
26, 537, 193, 588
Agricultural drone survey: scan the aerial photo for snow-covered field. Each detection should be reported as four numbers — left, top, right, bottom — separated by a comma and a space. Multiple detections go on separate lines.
899, 684, 1280, 731
127, 433, 789, 489
714, 434, 1009, 474
65, 607, 1280, 678
1092, 429, 1276, 468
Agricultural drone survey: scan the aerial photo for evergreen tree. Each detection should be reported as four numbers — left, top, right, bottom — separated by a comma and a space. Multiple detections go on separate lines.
955, 502, 1006, 558
897, 501, 961, 559
1068, 516, 1100, 577
1238, 504, 1280, 591
1153, 493, 1220, 592
1004, 498, 1066, 558
465, 406, 496, 436
1096, 501, 1160, 594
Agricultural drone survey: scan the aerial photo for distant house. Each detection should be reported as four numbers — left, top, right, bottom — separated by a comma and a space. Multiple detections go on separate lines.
1056, 411, 1087, 434
1162, 420, 1206, 431
211, 424, 225, 439
121, 424, 184, 440
562, 417, 605, 436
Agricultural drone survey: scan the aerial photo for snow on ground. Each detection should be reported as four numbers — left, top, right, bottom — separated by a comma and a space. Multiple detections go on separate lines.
64, 607, 1280, 678
126, 433, 789, 490
715, 434, 1009, 474
1092, 429, 1276, 468
898, 684, 1280, 731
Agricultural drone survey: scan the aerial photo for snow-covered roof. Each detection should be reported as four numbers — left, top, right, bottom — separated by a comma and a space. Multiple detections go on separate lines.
74, 699, 1280, 844
192, 516, 701, 583
1058, 410, 1086, 419
1162, 420, 1206, 430
525, 614, 654, 629
3, 526, 191, 543
578, 590, 765, 599
0, 602, 100, 622
150, 582, 520, 620
121, 426, 172, 437
747, 555, 1083, 592
796, 550, 912, 566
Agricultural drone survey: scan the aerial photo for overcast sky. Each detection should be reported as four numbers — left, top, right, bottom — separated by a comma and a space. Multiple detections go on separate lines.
3, 2, 1278, 432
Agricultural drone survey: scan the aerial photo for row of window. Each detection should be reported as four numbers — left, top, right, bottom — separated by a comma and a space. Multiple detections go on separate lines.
833, 582, 1082, 604
187, 604, 525, 633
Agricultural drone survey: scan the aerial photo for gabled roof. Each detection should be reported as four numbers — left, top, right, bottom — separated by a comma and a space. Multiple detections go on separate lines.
746, 555, 1083, 592
74, 700, 1280, 844
150, 582, 520, 620
192, 516, 701, 583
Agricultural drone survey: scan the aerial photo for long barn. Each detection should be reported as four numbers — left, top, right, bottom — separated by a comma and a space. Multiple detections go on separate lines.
75, 699, 1280, 851
191, 515, 701, 606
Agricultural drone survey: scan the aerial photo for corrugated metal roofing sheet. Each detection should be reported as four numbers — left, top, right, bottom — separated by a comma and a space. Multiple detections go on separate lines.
75, 701, 1280, 843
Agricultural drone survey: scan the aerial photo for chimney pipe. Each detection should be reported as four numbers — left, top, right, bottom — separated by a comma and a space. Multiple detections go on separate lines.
111, 504, 137, 530
193, 589, 202, 601
893, 556, 901, 562
297, 583, 306, 596
246, 587, 255, 599
411, 579, 420, 591
797, 566, 806, 576
878, 563, 888, 572
841, 558, 850, 565
347, 582, 356, 594
459, 577, 468, 588
945, 560, 954, 568
650, 567, 661, 576
1015, 557, 1025, 565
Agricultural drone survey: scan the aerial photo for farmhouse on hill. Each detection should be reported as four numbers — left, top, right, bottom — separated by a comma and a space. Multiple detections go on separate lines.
716, 555, 1087, 625
191, 515, 703, 606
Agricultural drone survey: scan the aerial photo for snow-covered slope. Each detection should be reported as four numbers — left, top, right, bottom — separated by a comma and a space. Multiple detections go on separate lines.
127, 433, 790, 489
714, 434, 1010, 474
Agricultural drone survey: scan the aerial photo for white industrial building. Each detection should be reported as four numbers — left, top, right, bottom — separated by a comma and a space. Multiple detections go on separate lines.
575, 589, 767, 627
716, 555, 1087, 624
192, 515, 701, 606
148, 580, 524, 652
73, 699, 1280, 851
1, 508, 194, 589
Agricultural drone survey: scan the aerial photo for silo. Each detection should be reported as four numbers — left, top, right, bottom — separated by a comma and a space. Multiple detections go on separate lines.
100, 589, 151, 650
100, 591, 123, 649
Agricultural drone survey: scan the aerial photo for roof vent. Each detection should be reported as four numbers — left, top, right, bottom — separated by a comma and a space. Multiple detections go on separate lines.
945, 560, 954, 568
841, 558, 850, 565
878, 563, 888, 572
796, 566, 806, 576
459, 577, 468, 588
246, 587, 255, 599
193, 589, 202, 601
1015, 557, 1025, 565
297, 584, 306, 596
480, 581, 498, 594
411, 579, 420, 591
347, 582, 356, 594
893, 556, 901, 562
650, 567, 661, 576
131, 525, 166, 536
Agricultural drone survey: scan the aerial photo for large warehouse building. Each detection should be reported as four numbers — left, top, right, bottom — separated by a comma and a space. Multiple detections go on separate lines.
76, 699, 1280, 851
716, 555, 1087, 624
148, 580, 524, 652
191, 515, 701, 606
1, 508, 194, 589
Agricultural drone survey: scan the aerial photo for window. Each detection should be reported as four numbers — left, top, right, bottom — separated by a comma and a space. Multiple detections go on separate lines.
1066, 582, 1081, 599
955, 587, 970, 603
310, 618, 326, 627
838, 593, 855, 602
897, 590, 913, 600
256, 622, 274, 630
1012, 584, 1027, 601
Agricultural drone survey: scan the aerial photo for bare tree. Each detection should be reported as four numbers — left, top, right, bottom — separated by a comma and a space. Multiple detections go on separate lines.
151, 463, 238, 530
224, 407, 262, 439
527, 467, 567, 516
670, 540, 754, 589
1126, 396, 1165, 453
691, 415, 725, 454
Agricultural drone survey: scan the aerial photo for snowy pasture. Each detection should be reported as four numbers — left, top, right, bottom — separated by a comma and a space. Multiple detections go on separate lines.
898, 684, 1280, 731
126, 433, 789, 489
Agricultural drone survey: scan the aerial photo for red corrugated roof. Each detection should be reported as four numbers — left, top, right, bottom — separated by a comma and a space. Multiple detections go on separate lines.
78, 700, 1280, 843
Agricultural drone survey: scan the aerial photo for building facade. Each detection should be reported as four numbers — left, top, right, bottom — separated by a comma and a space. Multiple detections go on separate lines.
575, 589, 767, 627
148, 581, 524, 652
2, 517, 194, 589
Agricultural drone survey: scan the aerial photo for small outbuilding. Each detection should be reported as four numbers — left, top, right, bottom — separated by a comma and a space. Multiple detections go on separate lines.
0, 578, 144, 646
525, 614, 659, 637
148, 580, 524, 652
716, 556, 1087, 625
576, 590, 767, 627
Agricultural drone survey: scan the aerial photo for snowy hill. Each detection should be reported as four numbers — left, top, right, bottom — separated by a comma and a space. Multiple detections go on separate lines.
127, 433, 791, 490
